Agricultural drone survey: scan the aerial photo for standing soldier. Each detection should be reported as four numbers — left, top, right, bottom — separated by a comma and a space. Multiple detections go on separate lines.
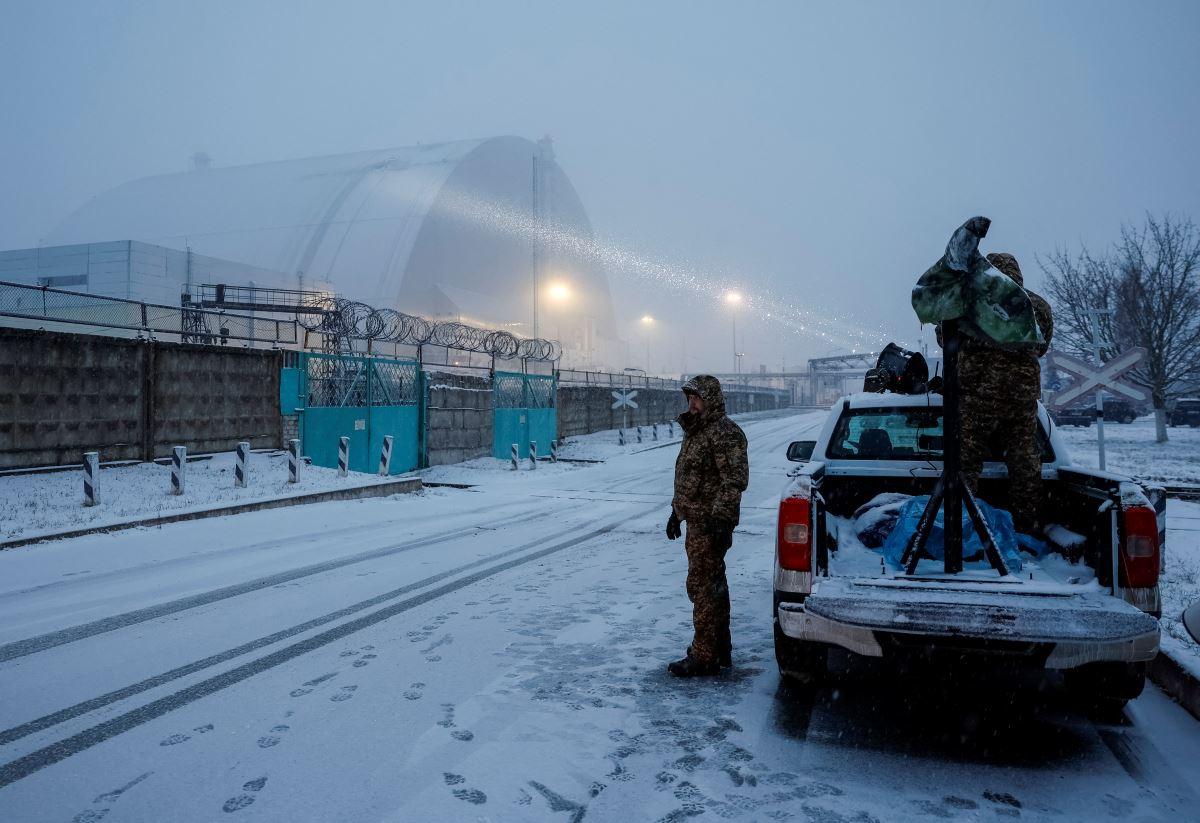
665, 375, 749, 677
953, 252, 1054, 533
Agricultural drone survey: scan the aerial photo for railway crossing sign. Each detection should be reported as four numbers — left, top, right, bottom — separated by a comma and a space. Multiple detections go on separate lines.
611, 390, 639, 410
1045, 348, 1148, 409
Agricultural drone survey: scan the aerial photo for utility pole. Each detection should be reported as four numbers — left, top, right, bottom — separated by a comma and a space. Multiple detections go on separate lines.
531, 154, 540, 341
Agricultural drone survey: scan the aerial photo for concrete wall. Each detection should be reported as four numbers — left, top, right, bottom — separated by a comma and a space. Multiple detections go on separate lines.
425, 371, 493, 467
0, 327, 281, 469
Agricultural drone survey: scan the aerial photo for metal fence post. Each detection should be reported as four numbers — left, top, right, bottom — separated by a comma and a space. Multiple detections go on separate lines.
529, 440, 537, 469
288, 438, 300, 483
171, 446, 186, 495
83, 451, 99, 506
511, 443, 519, 470
235, 441, 250, 487
338, 436, 349, 477
379, 434, 393, 476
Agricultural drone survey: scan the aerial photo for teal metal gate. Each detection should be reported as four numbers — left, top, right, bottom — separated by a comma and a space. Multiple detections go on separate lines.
493, 371, 556, 459
296, 353, 422, 474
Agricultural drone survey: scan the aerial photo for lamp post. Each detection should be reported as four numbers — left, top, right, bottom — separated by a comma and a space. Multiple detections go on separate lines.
724, 291, 743, 374
640, 314, 654, 374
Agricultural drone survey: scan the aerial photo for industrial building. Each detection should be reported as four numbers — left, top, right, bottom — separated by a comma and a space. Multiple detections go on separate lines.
2, 136, 619, 366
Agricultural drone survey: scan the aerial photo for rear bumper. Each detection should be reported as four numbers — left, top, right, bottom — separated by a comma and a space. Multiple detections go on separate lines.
777, 581, 1160, 669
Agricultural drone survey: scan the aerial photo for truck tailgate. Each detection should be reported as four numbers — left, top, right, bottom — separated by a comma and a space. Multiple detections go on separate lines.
786, 577, 1160, 667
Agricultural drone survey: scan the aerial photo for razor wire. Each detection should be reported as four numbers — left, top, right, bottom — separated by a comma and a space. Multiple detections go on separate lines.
297, 296, 561, 362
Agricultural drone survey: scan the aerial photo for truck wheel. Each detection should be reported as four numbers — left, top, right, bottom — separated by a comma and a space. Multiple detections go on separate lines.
1064, 661, 1146, 709
774, 621, 827, 685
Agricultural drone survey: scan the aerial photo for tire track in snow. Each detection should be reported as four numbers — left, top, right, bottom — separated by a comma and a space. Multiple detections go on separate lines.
0, 501, 556, 664
0, 506, 655, 789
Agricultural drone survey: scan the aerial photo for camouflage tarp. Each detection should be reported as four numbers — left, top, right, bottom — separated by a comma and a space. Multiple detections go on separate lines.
911, 216, 1043, 349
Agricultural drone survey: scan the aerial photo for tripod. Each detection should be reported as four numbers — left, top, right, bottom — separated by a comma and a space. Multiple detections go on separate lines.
899, 318, 1010, 577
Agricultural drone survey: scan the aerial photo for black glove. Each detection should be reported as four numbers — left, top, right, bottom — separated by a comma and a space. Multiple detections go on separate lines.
710, 517, 735, 551
666, 510, 682, 541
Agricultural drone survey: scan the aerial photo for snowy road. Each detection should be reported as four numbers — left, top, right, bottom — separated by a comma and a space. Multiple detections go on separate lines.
1, 410, 1198, 822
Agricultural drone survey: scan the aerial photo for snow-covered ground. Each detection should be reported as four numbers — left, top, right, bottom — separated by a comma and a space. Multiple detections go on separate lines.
1057, 416, 1200, 485
0, 452, 401, 543
0, 409, 1198, 822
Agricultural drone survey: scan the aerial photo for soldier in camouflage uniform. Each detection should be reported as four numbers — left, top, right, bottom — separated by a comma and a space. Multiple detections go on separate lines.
953, 252, 1054, 533
665, 374, 749, 677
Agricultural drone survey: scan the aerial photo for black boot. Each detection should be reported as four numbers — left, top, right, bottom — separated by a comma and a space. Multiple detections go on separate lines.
688, 644, 732, 668
668, 654, 721, 678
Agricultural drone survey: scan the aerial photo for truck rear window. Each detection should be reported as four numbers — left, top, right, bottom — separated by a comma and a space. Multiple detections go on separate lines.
826, 407, 1054, 462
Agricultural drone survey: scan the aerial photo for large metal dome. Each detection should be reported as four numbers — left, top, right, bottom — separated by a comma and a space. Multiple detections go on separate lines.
49, 136, 618, 355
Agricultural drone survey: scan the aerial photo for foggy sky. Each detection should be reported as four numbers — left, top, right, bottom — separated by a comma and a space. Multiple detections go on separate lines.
2, 1, 1198, 375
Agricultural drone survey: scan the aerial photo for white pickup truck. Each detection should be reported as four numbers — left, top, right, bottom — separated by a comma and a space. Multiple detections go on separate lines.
774, 392, 1164, 707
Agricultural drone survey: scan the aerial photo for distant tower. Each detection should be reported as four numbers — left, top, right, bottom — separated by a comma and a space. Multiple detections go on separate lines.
531, 136, 555, 341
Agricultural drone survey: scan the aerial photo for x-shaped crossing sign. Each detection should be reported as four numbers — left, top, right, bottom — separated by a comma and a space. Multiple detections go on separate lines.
1045, 348, 1148, 408
611, 390, 639, 410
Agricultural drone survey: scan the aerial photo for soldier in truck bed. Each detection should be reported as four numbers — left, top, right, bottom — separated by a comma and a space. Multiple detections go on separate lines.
940, 252, 1053, 533
664, 374, 749, 677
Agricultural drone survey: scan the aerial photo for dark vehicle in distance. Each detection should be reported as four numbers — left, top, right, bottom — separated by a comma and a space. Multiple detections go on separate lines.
1102, 399, 1140, 424
1052, 404, 1094, 427
1169, 398, 1200, 427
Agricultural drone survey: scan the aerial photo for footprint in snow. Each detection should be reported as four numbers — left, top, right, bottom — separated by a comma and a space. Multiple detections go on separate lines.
222, 776, 268, 813
353, 653, 377, 668
290, 672, 337, 697
330, 685, 357, 702
257, 725, 289, 748
451, 730, 475, 742
403, 682, 425, 701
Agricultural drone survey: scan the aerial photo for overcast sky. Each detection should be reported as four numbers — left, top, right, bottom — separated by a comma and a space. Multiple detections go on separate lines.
2, 1, 1198, 373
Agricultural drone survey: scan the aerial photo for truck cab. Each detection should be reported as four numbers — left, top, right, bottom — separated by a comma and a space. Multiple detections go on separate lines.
774, 392, 1163, 707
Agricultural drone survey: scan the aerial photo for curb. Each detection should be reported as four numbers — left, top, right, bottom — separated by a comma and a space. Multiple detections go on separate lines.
0, 477, 423, 550
1149, 648, 1200, 721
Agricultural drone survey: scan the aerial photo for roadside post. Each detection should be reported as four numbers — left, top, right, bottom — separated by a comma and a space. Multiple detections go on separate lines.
652, 424, 658, 441
288, 438, 300, 483
379, 435, 394, 476
529, 440, 538, 469
612, 390, 638, 447
83, 451, 99, 506
636, 426, 643, 444
618, 429, 625, 446
337, 436, 349, 477
550, 440, 558, 462
511, 443, 519, 470
171, 446, 186, 495
235, 441, 249, 488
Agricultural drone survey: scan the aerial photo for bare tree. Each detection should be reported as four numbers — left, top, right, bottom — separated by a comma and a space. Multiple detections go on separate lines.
1039, 214, 1200, 443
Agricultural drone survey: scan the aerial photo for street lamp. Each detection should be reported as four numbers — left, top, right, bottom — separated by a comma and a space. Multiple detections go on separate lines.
724, 291, 743, 374
640, 314, 654, 374
547, 281, 571, 303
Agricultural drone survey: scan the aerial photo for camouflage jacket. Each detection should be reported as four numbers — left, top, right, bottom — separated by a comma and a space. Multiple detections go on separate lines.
941, 253, 1054, 401
672, 375, 749, 526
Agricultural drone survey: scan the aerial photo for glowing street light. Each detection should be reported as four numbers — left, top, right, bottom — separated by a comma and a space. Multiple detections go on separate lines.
547, 281, 572, 303
639, 315, 655, 372
724, 291, 743, 306
724, 291, 744, 373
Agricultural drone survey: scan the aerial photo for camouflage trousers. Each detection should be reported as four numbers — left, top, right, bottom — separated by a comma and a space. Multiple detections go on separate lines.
684, 519, 732, 664
960, 392, 1041, 533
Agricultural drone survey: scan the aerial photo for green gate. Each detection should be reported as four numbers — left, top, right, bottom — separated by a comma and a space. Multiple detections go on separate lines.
294, 352, 423, 474
493, 371, 557, 459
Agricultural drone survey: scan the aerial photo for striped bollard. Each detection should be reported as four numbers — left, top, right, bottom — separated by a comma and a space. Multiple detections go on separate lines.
511, 443, 519, 470
83, 451, 99, 506
550, 440, 558, 463
379, 435, 393, 476
288, 438, 300, 483
529, 441, 537, 469
235, 441, 249, 488
337, 436, 349, 477
669, 421, 675, 438
636, 426, 643, 444
171, 446, 186, 495
653, 424, 659, 441
618, 429, 625, 446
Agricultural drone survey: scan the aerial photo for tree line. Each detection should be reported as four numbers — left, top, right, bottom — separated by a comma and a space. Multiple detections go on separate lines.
1039, 214, 1200, 443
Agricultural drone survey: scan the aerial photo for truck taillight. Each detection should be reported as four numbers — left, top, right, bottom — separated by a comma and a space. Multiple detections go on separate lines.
1121, 505, 1160, 589
777, 497, 812, 571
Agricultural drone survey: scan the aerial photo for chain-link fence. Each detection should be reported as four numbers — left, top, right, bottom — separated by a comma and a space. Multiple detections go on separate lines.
0, 280, 298, 345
